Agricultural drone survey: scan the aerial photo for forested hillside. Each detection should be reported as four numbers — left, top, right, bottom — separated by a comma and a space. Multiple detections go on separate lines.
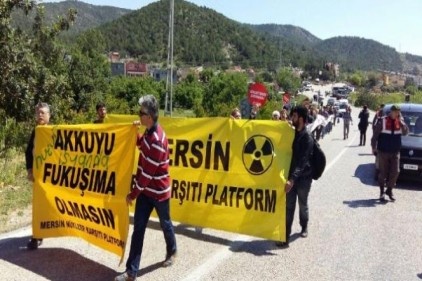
98, 0, 286, 69
9, 0, 422, 72
314, 36, 404, 72
249, 24, 321, 47
11, 0, 131, 36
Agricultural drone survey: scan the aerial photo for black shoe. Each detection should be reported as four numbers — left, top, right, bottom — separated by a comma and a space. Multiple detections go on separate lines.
300, 228, 308, 238
275, 241, 289, 248
27, 238, 42, 250
386, 189, 395, 202
379, 187, 385, 201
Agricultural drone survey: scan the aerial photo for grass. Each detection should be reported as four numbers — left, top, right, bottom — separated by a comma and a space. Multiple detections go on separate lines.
0, 150, 33, 233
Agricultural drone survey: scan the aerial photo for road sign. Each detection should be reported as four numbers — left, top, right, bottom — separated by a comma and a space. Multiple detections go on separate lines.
282, 92, 290, 105
247, 83, 268, 106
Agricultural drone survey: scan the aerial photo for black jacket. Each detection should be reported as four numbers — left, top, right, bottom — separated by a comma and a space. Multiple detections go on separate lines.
288, 128, 313, 182
358, 109, 370, 130
25, 129, 35, 170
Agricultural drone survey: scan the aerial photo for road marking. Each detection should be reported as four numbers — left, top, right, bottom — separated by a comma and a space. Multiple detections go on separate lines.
325, 132, 358, 173
182, 234, 251, 281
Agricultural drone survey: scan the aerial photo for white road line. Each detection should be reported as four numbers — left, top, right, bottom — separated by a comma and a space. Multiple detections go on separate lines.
181, 234, 251, 281
181, 132, 357, 281
325, 132, 358, 173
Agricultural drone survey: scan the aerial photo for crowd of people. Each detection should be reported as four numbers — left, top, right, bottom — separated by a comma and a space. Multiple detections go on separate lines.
25, 97, 409, 281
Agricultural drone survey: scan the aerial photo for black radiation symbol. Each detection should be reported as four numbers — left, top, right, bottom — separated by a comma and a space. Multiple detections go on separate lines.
242, 135, 274, 175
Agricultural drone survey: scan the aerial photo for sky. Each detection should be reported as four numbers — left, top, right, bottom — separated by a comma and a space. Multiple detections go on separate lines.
43, 0, 422, 56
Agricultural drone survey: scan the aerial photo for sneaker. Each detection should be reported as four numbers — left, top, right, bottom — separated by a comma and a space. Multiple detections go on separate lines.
27, 238, 42, 250
163, 252, 177, 267
300, 228, 308, 238
114, 272, 136, 281
275, 241, 289, 248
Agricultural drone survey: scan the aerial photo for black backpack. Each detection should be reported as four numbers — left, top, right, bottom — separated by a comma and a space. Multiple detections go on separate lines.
311, 136, 326, 180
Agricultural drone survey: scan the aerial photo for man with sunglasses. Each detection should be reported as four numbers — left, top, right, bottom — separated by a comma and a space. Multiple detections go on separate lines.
115, 95, 177, 281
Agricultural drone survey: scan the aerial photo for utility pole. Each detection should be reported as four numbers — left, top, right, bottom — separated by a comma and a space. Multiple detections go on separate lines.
164, 0, 174, 116
278, 29, 282, 70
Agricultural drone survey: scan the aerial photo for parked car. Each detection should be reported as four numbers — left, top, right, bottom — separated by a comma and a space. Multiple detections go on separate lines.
333, 101, 340, 111
376, 103, 422, 181
327, 97, 336, 106
337, 99, 349, 117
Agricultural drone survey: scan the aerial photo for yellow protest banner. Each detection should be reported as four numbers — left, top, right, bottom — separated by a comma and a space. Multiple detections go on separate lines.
32, 123, 137, 262
108, 115, 293, 241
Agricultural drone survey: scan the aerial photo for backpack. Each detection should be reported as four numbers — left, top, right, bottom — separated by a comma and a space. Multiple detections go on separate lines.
311, 136, 326, 180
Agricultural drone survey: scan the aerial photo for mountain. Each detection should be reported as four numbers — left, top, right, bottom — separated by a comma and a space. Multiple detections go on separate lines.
314, 36, 404, 72
249, 24, 322, 47
96, 0, 292, 69
11, 0, 131, 36
10, 0, 422, 73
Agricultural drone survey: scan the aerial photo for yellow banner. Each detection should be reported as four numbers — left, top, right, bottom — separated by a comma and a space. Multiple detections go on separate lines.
108, 115, 293, 241
32, 123, 137, 262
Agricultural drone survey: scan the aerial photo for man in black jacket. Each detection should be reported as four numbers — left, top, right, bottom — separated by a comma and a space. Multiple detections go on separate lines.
278, 106, 314, 248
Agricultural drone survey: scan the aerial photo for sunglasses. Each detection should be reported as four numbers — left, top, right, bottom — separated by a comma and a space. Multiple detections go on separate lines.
139, 110, 148, 117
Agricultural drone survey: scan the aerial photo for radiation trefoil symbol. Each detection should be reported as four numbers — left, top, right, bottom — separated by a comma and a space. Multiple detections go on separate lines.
242, 135, 274, 175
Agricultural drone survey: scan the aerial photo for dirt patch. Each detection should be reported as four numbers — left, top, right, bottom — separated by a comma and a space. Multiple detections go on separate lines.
0, 205, 32, 234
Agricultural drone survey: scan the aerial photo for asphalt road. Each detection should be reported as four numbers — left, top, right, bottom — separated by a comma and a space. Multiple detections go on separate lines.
1, 100, 421, 281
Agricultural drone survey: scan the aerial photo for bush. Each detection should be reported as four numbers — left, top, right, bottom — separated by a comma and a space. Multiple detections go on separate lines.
0, 118, 32, 155
353, 91, 422, 111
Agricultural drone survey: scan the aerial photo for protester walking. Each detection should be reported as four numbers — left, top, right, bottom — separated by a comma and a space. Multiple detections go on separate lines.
115, 95, 177, 281
358, 105, 370, 145
342, 106, 353, 140
277, 106, 313, 248
371, 105, 408, 202
25, 102, 51, 250
372, 103, 385, 179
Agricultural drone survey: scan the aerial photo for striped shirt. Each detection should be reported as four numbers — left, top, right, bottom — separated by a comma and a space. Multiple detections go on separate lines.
129, 123, 171, 201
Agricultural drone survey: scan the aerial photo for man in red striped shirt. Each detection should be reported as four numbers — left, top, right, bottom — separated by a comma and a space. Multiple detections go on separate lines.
115, 95, 177, 281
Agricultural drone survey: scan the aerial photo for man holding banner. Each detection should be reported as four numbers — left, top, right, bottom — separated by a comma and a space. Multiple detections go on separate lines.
278, 106, 314, 248
25, 102, 51, 250
116, 95, 177, 281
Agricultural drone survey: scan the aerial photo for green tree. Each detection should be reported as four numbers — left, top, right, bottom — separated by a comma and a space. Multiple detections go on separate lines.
68, 29, 111, 113
348, 71, 364, 87
174, 73, 204, 109
276, 67, 301, 93
0, 0, 37, 121
109, 76, 165, 114
0, 0, 76, 122
365, 72, 380, 89
202, 72, 248, 116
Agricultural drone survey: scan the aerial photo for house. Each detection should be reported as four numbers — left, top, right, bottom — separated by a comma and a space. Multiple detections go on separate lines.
150, 68, 177, 83
108, 52, 120, 62
125, 62, 148, 76
111, 62, 125, 76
